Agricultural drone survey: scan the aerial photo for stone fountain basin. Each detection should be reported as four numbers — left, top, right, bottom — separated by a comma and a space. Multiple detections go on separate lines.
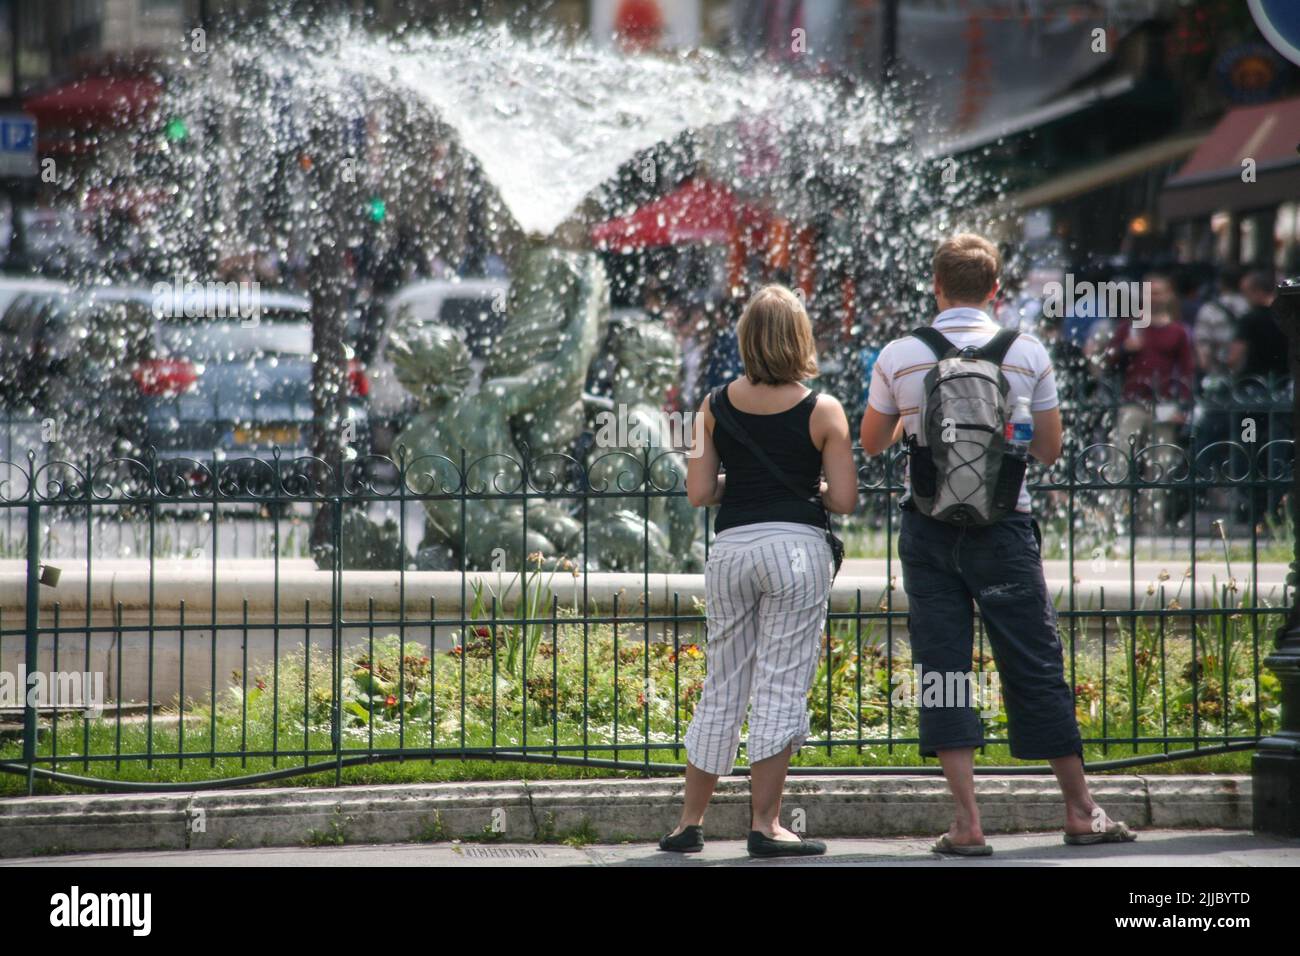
0, 559, 1286, 706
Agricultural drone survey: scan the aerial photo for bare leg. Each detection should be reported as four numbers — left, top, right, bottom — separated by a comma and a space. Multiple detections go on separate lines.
669, 762, 719, 834
1050, 754, 1102, 835
750, 743, 800, 840
937, 747, 985, 846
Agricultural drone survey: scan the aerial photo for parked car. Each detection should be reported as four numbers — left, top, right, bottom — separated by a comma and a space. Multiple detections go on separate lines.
0, 279, 370, 483
364, 278, 508, 455
0, 277, 81, 412
102, 285, 369, 479
0, 277, 163, 463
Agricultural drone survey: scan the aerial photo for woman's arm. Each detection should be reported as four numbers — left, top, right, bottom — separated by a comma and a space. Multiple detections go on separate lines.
685, 397, 725, 508
814, 395, 858, 515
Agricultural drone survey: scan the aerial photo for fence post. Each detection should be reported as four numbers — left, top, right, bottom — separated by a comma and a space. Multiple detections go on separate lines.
332, 458, 344, 787
23, 497, 39, 795
1253, 277, 1300, 836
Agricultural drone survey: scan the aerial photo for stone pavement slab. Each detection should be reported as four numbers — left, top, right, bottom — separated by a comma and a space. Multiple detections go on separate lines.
2, 829, 1295, 867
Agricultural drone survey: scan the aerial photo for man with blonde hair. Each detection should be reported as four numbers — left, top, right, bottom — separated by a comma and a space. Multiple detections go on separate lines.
859, 232, 1136, 855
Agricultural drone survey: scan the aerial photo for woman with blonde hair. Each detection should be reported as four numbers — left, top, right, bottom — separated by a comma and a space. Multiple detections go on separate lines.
660, 284, 858, 857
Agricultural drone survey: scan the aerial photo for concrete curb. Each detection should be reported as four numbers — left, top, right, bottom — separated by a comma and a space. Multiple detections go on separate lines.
2, 559, 1286, 616
0, 774, 1251, 858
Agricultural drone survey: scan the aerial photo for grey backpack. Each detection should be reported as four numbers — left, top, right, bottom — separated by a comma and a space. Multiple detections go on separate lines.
905, 326, 1025, 526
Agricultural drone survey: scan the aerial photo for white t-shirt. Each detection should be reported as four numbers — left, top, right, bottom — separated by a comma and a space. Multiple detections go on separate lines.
866, 306, 1058, 513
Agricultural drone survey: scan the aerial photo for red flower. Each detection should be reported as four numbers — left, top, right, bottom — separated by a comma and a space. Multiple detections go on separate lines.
474, 626, 490, 638
385, 694, 397, 707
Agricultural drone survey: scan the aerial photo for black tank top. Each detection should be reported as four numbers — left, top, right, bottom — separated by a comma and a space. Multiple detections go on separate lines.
712, 384, 824, 534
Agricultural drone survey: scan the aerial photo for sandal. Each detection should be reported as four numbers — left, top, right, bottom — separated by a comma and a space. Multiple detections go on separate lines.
931, 833, 993, 857
1064, 818, 1137, 845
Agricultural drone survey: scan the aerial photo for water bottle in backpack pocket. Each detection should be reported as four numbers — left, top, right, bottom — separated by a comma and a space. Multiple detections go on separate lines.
990, 395, 1033, 514
904, 327, 1027, 526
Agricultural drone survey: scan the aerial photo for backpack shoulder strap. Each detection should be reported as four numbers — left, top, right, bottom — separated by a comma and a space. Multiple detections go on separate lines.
976, 328, 1020, 365
909, 326, 954, 360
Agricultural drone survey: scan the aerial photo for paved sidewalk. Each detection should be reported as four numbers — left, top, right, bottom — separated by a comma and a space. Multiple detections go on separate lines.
3, 829, 1296, 867
0, 775, 1252, 858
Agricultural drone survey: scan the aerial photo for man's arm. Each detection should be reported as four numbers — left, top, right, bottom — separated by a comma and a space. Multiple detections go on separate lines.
860, 343, 901, 456
860, 406, 902, 457
1030, 407, 1063, 466
1029, 340, 1063, 466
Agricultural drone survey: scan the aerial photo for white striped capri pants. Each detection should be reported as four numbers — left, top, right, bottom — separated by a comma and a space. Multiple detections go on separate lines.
684, 521, 834, 775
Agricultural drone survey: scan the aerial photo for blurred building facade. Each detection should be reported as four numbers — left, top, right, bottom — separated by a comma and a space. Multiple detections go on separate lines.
3, 0, 1297, 280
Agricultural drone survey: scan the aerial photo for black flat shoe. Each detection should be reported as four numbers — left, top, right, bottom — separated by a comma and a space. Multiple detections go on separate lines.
747, 831, 827, 858
659, 825, 704, 853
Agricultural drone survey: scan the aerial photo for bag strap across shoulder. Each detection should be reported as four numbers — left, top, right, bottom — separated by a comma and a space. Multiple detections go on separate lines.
910, 325, 1019, 366
909, 327, 954, 359
976, 327, 1020, 365
708, 386, 828, 526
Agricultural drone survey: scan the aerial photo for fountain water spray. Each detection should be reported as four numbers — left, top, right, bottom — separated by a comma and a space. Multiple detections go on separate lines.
27, 17, 1008, 568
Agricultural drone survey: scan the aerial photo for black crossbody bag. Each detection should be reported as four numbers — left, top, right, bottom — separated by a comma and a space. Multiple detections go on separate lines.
708, 386, 845, 577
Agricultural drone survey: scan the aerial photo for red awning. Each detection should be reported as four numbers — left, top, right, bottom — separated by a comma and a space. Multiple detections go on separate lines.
1168, 94, 1300, 183
1160, 94, 1300, 219
24, 75, 162, 127
591, 178, 752, 249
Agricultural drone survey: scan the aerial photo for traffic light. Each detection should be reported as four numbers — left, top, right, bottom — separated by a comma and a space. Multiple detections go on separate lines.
368, 197, 386, 223
164, 117, 188, 142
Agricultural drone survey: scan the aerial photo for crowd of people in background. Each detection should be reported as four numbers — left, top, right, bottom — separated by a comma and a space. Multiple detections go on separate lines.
641, 258, 1289, 526
1040, 266, 1286, 520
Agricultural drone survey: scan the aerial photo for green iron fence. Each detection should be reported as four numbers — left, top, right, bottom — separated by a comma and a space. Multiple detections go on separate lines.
0, 423, 1292, 792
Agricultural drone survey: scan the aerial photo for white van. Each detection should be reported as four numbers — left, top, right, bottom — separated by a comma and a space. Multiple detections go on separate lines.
366, 278, 509, 455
